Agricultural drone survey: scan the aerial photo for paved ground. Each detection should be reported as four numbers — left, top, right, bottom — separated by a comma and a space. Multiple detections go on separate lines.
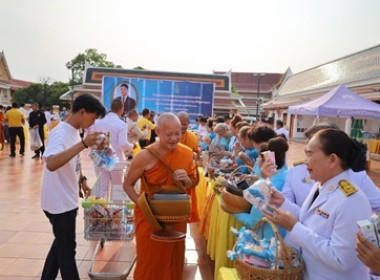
0, 139, 379, 279
0, 142, 213, 280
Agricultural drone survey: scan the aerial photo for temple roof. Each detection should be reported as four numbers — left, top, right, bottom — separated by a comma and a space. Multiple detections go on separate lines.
214, 71, 283, 93
262, 44, 380, 109
277, 44, 380, 97
0, 78, 32, 90
0, 51, 12, 80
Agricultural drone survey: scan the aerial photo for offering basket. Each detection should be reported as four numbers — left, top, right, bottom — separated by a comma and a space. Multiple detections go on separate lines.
234, 218, 304, 280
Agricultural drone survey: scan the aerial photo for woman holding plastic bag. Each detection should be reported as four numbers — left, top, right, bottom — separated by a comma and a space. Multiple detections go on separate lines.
234, 136, 289, 238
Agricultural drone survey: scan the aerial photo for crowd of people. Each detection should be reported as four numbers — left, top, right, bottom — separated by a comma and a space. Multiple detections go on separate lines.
0, 102, 70, 157
1, 94, 380, 280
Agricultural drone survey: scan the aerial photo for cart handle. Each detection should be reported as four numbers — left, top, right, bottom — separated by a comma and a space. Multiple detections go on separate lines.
82, 199, 134, 209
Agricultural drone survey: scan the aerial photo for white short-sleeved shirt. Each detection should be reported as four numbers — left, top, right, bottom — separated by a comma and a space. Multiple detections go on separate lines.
89, 112, 133, 162
41, 122, 81, 214
44, 111, 52, 125
275, 127, 289, 140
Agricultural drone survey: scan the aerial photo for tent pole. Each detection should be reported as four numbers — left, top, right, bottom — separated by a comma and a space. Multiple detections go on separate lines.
344, 117, 352, 135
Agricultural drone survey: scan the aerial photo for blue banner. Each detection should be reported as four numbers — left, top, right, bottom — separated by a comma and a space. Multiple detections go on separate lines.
101, 76, 214, 119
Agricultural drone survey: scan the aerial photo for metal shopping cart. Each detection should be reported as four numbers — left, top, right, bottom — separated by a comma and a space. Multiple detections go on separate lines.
82, 162, 136, 279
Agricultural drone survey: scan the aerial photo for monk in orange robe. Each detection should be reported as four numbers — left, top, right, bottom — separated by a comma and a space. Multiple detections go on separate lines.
124, 113, 198, 280
178, 111, 200, 223
178, 112, 200, 156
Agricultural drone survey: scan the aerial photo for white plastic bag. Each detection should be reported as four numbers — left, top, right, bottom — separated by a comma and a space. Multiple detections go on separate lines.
243, 178, 273, 211
30, 128, 43, 151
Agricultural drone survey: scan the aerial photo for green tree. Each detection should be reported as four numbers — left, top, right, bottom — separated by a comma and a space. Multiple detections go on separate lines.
12, 82, 70, 109
231, 85, 239, 95
46, 82, 71, 108
12, 84, 44, 105
40, 77, 51, 107
66, 48, 122, 84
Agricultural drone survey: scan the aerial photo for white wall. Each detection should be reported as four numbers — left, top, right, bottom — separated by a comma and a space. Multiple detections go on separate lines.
363, 119, 380, 133
269, 108, 380, 139
292, 115, 315, 138
318, 116, 346, 130
290, 115, 362, 138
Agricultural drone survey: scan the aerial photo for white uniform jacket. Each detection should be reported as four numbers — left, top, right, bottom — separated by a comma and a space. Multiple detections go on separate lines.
282, 171, 372, 280
282, 164, 314, 207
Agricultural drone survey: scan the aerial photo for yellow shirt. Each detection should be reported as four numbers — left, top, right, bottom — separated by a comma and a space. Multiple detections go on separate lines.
180, 130, 200, 155
137, 117, 155, 140
5, 108, 25, 127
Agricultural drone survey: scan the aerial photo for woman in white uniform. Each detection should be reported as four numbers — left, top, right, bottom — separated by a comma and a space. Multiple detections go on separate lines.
263, 128, 372, 280
281, 123, 380, 211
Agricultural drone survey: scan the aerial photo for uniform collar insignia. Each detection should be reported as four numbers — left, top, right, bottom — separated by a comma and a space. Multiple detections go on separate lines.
302, 177, 312, 184
338, 180, 357, 197
293, 159, 305, 166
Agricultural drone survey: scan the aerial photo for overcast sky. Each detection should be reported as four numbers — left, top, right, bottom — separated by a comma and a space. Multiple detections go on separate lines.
1, 0, 380, 83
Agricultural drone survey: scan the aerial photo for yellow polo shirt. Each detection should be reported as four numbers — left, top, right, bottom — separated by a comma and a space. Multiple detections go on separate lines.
5, 108, 25, 127
137, 117, 155, 140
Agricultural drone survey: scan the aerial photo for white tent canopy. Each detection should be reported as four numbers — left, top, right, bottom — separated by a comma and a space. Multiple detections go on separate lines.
288, 85, 380, 119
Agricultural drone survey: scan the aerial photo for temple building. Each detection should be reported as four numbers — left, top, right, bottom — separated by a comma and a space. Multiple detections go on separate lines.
262, 44, 380, 138
214, 71, 283, 120
0, 51, 32, 106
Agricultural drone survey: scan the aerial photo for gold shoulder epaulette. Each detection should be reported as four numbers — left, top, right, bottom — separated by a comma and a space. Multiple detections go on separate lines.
338, 180, 358, 197
292, 159, 305, 166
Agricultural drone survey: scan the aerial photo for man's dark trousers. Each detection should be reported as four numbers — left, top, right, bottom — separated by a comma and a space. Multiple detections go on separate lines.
9, 127, 25, 155
41, 208, 80, 280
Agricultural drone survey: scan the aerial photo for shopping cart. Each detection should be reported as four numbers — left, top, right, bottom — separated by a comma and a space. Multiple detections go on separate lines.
82, 163, 136, 280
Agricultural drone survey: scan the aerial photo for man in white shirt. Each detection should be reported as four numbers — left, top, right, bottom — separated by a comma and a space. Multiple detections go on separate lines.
274, 120, 289, 141
89, 99, 133, 163
126, 109, 147, 146
19, 103, 31, 121
44, 107, 52, 129
88, 99, 134, 198
41, 94, 106, 279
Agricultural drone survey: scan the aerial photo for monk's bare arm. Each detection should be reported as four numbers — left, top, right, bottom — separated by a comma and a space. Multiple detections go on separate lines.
123, 151, 149, 203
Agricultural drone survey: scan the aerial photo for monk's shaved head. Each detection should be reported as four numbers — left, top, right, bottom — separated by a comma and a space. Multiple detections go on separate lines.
155, 113, 182, 151
156, 113, 181, 129
177, 111, 190, 134
177, 111, 190, 122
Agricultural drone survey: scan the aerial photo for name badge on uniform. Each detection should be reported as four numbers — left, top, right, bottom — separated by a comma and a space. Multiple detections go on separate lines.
315, 208, 329, 219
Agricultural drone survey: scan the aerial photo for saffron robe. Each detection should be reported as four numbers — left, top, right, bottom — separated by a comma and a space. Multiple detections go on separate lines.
180, 130, 200, 222
134, 143, 197, 280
